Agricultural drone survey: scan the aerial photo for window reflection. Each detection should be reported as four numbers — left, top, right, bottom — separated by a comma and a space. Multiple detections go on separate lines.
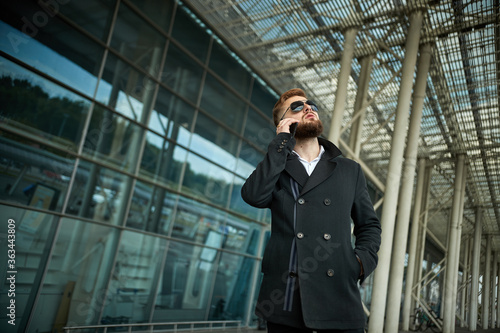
0, 57, 91, 150
171, 197, 226, 242
182, 153, 234, 207
110, 2, 166, 74
56, 0, 115, 41
208, 252, 257, 321
162, 43, 204, 101
149, 87, 195, 147
0, 205, 58, 330
190, 112, 239, 170
30, 218, 120, 329
126, 179, 177, 235
66, 160, 133, 226
171, 6, 211, 62
82, 106, 147, 174
200, 74, 246, 131
97, 53, 158, 123
102, 231, 167, 324
0, 133, 74, 212
140, 132, 187, 188
128, 0, 175, 32
209, 41, 251, 97
243, 109, 276, 151
153, 241, 217, 318
0, 14, 103, 98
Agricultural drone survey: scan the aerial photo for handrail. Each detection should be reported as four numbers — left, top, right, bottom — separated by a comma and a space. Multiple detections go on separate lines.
63, 320, 242, 333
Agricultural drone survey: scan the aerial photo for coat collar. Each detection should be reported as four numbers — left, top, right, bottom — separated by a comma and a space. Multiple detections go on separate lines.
285, 137, 342, 195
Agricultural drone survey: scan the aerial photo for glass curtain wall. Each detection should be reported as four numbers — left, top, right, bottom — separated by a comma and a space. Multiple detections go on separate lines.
0, 0, 275, 331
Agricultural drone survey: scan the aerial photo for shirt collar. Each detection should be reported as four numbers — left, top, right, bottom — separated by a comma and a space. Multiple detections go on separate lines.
292, 145, 325, 163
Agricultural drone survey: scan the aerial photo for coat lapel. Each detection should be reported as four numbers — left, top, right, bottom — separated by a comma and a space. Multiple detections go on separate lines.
299, 159, 337, 195
286, 137, 342, 196
285, 155, 309, 188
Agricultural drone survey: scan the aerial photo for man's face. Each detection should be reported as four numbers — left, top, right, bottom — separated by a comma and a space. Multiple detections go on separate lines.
281, 96, 323, 138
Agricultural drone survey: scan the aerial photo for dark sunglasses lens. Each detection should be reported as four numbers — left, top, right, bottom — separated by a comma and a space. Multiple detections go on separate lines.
290, 101, 304, 112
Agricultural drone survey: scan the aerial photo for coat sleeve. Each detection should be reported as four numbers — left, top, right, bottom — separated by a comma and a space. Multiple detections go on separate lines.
241, 133, 295, 208
351, 163, 382, 282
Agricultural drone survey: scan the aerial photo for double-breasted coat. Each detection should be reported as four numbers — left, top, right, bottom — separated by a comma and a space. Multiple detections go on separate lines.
241, 133, 381, 330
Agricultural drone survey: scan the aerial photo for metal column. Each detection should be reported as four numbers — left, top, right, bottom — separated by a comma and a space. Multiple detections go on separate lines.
385, 42, 433, 333
368, 8, 424, 333
402, 158, 427, 330
328, 26, 358, 145
442, 154, 466, 333
483, 235, 492, 329
492, 252, 498, 328
469, 208, 482, 331
348, 55, 373, 157
460, 236, 470, 327
497, 256, 500, 329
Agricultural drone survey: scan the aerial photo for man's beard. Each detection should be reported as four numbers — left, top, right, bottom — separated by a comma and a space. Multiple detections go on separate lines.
294, 119, 324, 139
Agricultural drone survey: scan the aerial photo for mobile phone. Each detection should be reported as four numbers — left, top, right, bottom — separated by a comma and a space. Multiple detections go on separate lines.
289, 122, 298, 137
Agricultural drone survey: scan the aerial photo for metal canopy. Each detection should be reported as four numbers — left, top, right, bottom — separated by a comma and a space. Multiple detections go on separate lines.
183, 0, 500, 253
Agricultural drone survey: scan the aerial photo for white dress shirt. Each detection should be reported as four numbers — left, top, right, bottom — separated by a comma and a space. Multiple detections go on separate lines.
292, 145, 325, 176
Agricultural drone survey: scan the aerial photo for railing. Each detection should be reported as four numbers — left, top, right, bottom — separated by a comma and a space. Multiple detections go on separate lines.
63, 320, 242, 333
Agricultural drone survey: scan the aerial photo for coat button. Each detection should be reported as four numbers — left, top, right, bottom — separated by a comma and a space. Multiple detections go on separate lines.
277, 149, 282, 152
298, 198, 305, 204
297, 232, 304, 239
326, 269, 334, 277
323, 233, 331, 240
289, 271, 298, 278
324, 198, 331, 205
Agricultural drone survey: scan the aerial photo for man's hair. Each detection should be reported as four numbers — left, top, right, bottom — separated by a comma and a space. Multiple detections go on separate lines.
272, 88, 307, 126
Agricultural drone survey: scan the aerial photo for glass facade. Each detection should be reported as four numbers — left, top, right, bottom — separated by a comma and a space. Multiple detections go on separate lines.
0, 0, 277, 331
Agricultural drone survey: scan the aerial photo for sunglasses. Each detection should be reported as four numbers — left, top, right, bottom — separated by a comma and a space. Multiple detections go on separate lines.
280, 100, 318, 121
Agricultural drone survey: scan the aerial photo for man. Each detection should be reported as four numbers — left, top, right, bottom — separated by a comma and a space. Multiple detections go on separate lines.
241, 88, 381, 332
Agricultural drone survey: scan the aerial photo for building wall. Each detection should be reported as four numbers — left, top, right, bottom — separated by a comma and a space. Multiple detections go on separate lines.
0, 0, 278, 331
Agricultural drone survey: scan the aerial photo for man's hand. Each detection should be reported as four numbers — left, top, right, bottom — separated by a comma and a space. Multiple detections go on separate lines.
276, 118, 299, 135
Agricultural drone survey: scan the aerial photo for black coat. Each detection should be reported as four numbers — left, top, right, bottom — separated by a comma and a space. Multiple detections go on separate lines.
241, 133, 381, 330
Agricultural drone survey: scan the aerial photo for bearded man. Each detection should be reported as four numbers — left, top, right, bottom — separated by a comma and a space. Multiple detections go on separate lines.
241, 88, 381, 333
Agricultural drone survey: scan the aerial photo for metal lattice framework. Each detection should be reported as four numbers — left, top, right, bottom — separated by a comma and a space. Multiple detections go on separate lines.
183, 0, 500, 253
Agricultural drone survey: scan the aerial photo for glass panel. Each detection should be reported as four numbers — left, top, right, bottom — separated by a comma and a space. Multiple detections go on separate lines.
140, 133, 187, 188
208, 252, 258, 322
110, 2, 166, 74
229, 176, 267, 223
237, 141, 264, 178
0, 56, 91, 151
171, 5, 210, 62
250, 80, 278, 115
0, 205, 58, 331
209, 41, 251, 97
243, 109, 276, 151
82, 105, 146, 174
200, 74, 246, 132
28, 218, 120, 330
126, 180, 177, 235
161, 43, 204, 101
102, 231, 167, 324
223, 216, 261, 255
152, 241, 218, 321
57, 0, 115, 41
149, 86, 196, 147
0, 10, 103, 98
128, 0, 175, 32
65, 160, 134, 226
96, 53, 158, 123
0, 133, 74, 212
190, 112, 239, 170
171, 197, 226, 243
182, 154, 234, 207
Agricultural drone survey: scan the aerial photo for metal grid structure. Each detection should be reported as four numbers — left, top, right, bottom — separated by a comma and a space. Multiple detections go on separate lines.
182, 0, 500, 253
